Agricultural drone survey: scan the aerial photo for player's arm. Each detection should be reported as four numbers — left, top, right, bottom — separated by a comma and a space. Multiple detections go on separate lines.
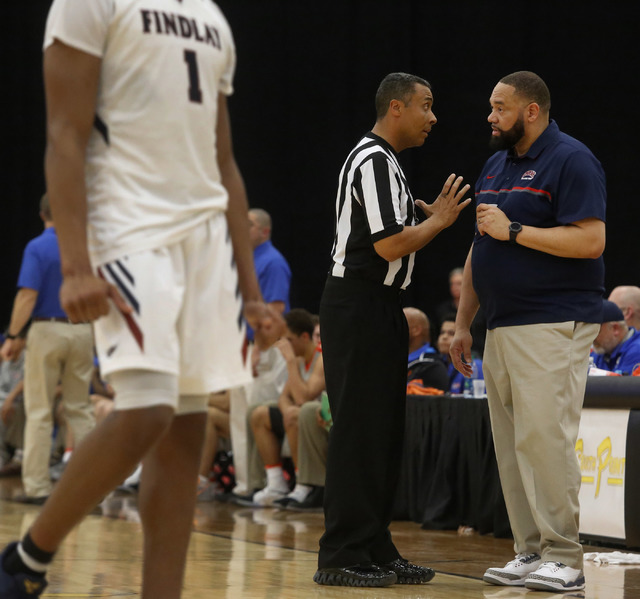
216, 94, 283, 346
374, 174, 471, 262
216, 93, 260, 304
43, 40, 128, 322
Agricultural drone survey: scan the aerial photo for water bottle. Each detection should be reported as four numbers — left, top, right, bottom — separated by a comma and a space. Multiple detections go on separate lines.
462, 361, 479, 397
588, 354, 595, 375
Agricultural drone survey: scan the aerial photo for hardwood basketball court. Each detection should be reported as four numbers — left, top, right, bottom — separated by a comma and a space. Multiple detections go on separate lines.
1, 476, 638, 598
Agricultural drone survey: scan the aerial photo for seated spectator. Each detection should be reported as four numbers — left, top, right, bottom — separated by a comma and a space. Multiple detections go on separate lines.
404, 307, 449, 391
249, 309, 324, 506
607, 285, 640, 331
592, 300, 640, 375
0, 352, 26, 477
405, 307, 437, 358
437, 316, 484, 394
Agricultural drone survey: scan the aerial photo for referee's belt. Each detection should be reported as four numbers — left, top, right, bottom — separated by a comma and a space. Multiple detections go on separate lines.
32, 316, 76, 324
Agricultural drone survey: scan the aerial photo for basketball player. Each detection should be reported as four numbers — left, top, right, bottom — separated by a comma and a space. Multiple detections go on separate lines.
0, 1, 277, 597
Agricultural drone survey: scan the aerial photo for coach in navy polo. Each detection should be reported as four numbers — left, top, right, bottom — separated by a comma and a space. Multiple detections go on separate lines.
451, 71, 605, 593
1, 194, 94, 503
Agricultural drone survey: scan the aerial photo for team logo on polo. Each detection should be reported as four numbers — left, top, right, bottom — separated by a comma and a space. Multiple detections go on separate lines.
23, 579, 44, 594
521, 170, 536, 180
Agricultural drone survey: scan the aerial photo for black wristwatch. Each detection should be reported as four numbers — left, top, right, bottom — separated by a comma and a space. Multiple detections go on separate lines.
509, 221, 522, 244
4, 331, 17, 340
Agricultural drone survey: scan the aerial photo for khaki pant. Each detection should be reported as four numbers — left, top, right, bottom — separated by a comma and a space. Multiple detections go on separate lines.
23, 321, 95, 497
297, 400, 327, 487
484, 321, 598, 569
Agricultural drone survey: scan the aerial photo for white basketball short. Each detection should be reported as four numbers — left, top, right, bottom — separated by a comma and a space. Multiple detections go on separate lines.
93, 213, 251, 410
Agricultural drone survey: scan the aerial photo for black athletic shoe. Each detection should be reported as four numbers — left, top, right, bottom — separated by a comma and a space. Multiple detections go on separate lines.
0, 542, 48, 597
382, 558, 435, 584
272, 496, 293, 509
228, 491, 258, 507
313, 564, 397, 587
286, 486, 324, 512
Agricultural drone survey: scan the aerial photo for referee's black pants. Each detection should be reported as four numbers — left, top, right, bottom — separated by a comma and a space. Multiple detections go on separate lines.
318, 276, 408, 568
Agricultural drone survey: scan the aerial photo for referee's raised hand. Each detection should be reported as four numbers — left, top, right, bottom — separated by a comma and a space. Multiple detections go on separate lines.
415, 173, 471, 228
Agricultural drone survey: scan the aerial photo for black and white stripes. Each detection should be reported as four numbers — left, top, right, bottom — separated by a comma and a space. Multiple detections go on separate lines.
329, 133, 416, 289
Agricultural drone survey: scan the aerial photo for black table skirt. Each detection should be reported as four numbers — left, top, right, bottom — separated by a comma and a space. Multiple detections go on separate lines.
393, 394, 512, 538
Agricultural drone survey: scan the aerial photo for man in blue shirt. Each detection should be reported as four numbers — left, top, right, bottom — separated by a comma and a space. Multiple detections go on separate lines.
593, 300, 640, 375
245, 206, 291, 358
0, 194, 94, 503
450, 72, 606, 593
249, 208, 291, 320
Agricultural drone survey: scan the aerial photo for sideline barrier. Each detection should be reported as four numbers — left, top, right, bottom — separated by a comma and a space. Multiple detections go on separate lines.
394, 377, 640, 548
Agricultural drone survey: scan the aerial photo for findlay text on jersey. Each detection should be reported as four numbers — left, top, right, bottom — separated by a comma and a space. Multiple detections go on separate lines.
141, 9, 221, 49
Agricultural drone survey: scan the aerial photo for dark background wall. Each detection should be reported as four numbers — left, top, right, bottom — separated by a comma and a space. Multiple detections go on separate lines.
3, 1, 637, 327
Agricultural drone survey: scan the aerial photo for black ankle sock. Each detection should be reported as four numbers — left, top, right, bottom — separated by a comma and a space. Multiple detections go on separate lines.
4, 533, 53, 577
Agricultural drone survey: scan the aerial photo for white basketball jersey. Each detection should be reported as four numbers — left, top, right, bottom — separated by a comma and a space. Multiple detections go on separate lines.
44, 0, 236, 264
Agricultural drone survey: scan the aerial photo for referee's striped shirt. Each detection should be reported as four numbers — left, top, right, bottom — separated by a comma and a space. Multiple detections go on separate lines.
329, 132, 416, 290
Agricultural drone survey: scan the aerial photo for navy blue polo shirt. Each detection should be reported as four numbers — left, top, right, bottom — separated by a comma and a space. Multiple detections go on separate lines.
17, 227, 67, 319
472, 120, 606, 329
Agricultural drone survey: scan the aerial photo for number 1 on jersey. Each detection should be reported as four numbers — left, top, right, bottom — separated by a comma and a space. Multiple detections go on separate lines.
184, 50, 202, 104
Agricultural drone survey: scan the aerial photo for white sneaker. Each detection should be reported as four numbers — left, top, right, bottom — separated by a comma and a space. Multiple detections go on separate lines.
483, 553, 542, 586
251, 485, 288, 507
524, 561, 585, 591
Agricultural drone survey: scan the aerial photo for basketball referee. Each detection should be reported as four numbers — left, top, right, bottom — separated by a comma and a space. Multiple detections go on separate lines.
314, 72, 471, 588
